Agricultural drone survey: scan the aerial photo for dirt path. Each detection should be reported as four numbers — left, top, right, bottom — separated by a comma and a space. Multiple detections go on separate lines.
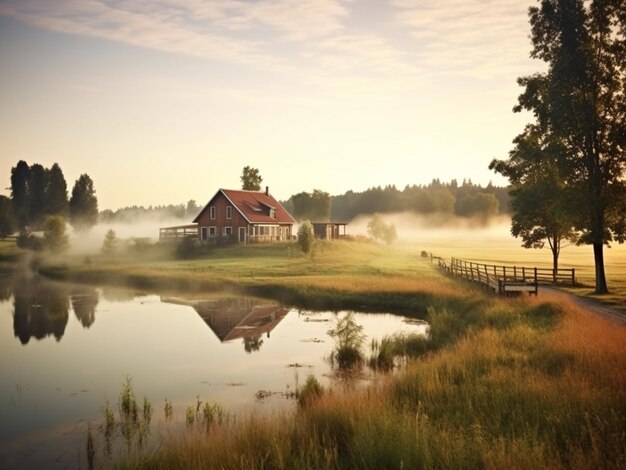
540, 286, 626, 326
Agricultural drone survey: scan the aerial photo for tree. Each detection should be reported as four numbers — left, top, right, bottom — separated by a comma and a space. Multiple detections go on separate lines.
297, 221, 315, 255
69, 174, 99, 231
0, 196, 16, 239
10, 160, 31, 228
367, 213, 397, 246
28, 164, 49, 229
43, 215, 68, 252
102, 229, 119, 255
240, 166, 262, 191
290, 190, 331, 221
45, 163, 69, 218
185, 199, 199, 218
503, 0, 626, 294
491, 121, 579, 281
381, 223, 397, 247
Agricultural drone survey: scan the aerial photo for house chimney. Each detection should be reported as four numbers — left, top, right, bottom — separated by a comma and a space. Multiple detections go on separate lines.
265, 186, 269, 196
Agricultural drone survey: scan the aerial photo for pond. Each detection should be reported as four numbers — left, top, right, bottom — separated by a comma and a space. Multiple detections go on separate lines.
0, 275, 428, 469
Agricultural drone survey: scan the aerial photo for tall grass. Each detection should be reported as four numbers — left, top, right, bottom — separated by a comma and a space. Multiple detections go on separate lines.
113, 291, 625, 469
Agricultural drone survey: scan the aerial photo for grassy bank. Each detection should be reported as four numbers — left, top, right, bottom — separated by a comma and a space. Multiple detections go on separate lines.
108, 290, 625, 469
37, 240, 470, 315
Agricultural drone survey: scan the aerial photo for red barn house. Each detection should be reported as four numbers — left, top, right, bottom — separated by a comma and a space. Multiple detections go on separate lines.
192, 187, 295, 243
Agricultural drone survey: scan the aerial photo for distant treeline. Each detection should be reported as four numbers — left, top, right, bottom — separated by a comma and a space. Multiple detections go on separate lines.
100, 180, 510, 226
282, 179, 511, 222
331, 179, 511, 221
99, 200, 201, 223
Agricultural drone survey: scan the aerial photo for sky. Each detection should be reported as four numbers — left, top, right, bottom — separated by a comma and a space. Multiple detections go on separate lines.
0, 0, 542, 211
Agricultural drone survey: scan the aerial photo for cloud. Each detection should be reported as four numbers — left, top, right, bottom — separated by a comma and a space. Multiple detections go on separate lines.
392, 0, 537, 79
0, 0, 537, 93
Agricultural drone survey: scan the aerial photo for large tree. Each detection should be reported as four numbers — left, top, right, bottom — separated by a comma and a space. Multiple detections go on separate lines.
29, 164, 49, 229
496, 0, 625, 293
240, 166, 263, 191
45, 163, 69, 218
69, 174, 98, 231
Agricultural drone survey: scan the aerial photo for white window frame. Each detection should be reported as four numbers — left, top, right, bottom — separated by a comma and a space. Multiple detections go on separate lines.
201, 227, 208, 241
226, 206, 232, 219
208, 226, 217, 237
210, 206, 216, 220
224, 226, 232, 236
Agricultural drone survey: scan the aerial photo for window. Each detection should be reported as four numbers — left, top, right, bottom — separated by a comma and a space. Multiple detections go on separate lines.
249, 226, 254, 236
226, 206, 232, 219
224, 227, 232, 236
209, 226, 216, 237
201, 227, 208, 241
210, 206, 216, 220
269, 208, 276, 218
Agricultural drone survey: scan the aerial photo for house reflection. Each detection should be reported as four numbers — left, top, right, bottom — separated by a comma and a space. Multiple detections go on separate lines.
163, 296, 289, 352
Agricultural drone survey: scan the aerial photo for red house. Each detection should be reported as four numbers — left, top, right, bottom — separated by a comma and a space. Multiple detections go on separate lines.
192, 187, 295, 243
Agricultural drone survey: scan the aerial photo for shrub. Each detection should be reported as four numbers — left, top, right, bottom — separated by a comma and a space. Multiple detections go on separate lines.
43, 215, 68, 252
297, 221, 315, 255
297, 375, 324, 407
102, 229, 119, 255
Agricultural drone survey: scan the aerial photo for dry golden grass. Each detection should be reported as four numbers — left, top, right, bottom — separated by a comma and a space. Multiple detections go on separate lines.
115, 289, 626, 470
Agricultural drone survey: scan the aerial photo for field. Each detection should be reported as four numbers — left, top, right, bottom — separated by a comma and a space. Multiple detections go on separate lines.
3, 236, 626, 468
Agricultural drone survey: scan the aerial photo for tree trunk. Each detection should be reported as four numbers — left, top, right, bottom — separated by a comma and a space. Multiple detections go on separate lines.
552, 247, 558, 284
593, 242, 609, 294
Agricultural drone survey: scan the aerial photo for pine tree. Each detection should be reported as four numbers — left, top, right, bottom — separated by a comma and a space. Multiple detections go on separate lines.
69, 174, 99, 231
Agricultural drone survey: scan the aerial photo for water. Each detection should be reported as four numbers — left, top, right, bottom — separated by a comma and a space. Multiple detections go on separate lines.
0, 275, 427, 469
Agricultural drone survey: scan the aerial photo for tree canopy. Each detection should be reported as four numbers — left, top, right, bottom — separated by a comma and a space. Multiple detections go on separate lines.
240, 166, 263, 191
69, 174, 99, 231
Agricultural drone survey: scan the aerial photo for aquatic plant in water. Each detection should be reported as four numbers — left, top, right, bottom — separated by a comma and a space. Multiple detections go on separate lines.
328, 312, 366, 370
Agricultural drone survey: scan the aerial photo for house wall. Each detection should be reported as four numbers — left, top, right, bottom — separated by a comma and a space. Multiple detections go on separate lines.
196, 192, 248, 241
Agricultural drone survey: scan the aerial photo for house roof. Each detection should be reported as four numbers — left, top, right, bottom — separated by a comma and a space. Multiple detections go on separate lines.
193, 188, 296, 224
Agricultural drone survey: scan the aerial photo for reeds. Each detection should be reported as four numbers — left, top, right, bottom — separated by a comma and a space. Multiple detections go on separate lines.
114, 291, 625, 469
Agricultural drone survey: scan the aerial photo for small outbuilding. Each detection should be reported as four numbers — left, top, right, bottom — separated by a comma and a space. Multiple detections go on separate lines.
311, 222, 348, 240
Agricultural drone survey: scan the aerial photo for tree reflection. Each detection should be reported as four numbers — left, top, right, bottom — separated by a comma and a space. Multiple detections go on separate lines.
13, 277, 70, 344
243, 335, 264, 353
71, 287, 99, 328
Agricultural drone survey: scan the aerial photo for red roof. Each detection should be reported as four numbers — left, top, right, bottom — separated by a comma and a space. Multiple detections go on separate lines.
194, 189, 296, 224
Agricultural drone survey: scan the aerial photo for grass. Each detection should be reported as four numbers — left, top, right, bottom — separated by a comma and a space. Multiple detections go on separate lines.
103, 291, 625, 469
3, 236, 625, 467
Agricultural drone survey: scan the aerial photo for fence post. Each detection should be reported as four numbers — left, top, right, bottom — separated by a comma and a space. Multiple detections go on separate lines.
534, 267, 538, 293
522, 267, 526, 282
571, 268, 575, 286
514, 266, 517, 281
503, 266, 507, 283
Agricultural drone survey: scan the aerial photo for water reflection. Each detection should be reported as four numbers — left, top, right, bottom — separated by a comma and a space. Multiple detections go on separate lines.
71, 287, 99, 328
3, 275, 99, 343
162, 297, 289, 353
13, 277, 70, 344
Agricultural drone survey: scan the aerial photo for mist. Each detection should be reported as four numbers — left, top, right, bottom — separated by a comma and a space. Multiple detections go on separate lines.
67, 217, 185, 256
348, 211, 513, 242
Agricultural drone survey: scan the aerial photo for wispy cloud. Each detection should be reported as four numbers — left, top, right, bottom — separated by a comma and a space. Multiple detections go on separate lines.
393, 0, 536, 79
0, 0, 536, 91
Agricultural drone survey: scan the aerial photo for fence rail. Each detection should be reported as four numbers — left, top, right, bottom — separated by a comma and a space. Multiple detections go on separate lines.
438, 257, 576, 295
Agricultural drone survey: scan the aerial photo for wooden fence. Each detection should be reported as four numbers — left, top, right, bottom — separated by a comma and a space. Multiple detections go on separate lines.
438, 258, 576, 295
